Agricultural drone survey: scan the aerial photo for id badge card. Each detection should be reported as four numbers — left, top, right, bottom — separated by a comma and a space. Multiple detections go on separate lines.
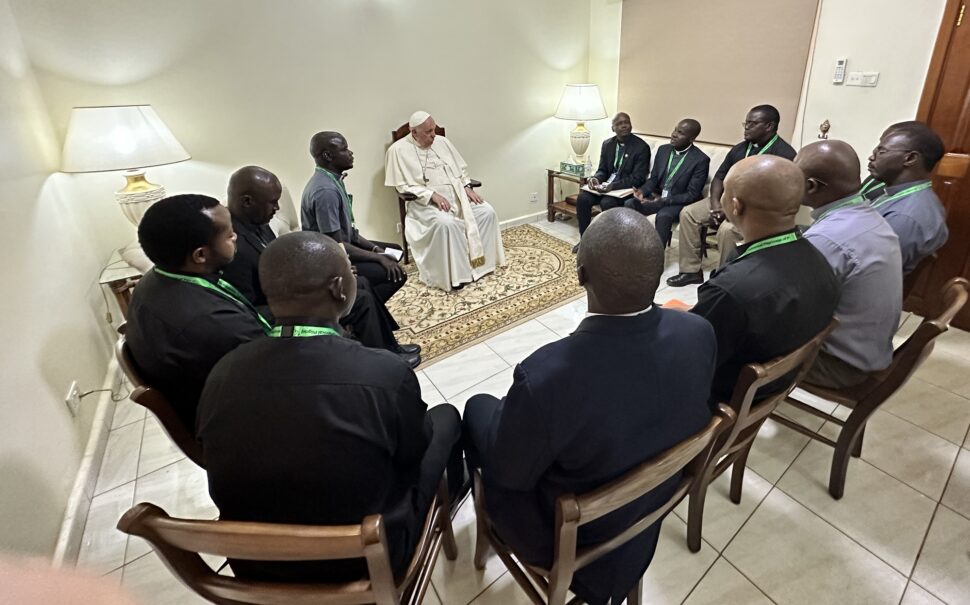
605, 173, 617, 185
662, 188, 670, 198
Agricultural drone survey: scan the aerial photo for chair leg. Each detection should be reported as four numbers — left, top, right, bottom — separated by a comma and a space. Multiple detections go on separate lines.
626, 577, 643, 605
729, 448, 752, 505
436, 481, 458, 561
473, 511, 490, 570
686, 472, 712, 553
829, 418, 867, 500
851, 425, 865, 458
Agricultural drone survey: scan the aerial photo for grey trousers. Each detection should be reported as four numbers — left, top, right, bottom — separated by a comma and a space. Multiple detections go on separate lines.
803, 350, 871, 389
677, 198, 743, 272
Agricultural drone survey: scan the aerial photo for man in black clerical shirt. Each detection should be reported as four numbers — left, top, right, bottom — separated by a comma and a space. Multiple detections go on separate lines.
125, 194, 268, 429
302, 131, 408, 305
669, 105, 797, 286
196, 231, 464, 583
465, 209, 715, 604
222, 166, 420, 367
573, 112, 651, 252
626, 119, 710, 247
691, 156, 839, 405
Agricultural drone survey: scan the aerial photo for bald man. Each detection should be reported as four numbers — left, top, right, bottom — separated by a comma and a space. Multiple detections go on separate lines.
627, 118, 710, 247
224, 166, 420, 366
573, 112, 651, 250
691, 156, 839, 405
464, 209, 715, 604
197, 232, 464, 584
797, 141, 902, 389
385, 111, 506, 291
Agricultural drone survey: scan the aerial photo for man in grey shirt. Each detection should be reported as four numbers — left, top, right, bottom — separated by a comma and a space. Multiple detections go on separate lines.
796, 141, 903, 389
866, 121, 948, 274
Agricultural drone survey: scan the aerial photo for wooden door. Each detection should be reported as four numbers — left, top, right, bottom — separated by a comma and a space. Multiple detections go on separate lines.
910, 0, 970, 329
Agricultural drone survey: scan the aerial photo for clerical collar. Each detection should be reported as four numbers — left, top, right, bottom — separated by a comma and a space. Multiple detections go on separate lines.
673, 145, 692, 155
586, 304, 653, 318
274, 316, 345, 333
884, 178, 931, 195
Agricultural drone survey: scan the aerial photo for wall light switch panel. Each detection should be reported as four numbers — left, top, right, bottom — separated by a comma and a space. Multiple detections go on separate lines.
861, 71, 880, 87
845, 71, 864, 86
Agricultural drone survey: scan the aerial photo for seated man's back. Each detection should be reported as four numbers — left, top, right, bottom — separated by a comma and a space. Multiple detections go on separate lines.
464, 210, 714, 604
691, 156, 840, 404
126, 194, 267, 429
197, 231, 463, 583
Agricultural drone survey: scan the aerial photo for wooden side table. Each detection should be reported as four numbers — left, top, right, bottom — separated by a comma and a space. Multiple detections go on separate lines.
99, 250, 142, 320
546, 169, 592, 222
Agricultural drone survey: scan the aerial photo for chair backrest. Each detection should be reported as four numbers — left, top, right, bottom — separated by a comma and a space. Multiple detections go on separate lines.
114, 337, 205, 467
903, 253, 938, 301
117, 502, 404, 605
716, 317, 839, 460
545, 405, 736, 590
859, 277, 969, 405
391, 122, 445, 143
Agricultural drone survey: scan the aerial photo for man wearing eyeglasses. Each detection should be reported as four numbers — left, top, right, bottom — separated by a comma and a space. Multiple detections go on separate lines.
866, 121, 948, 274
667, 105, 796, 287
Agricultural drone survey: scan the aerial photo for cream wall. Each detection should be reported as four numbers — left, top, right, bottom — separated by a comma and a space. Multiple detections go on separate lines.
11, 0, 594, 243
0, 0, 132, 555
795, 0, 946, 158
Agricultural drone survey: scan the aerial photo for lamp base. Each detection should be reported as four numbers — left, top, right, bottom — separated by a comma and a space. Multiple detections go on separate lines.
569, 121, 592, 166
116, 169, 166, 227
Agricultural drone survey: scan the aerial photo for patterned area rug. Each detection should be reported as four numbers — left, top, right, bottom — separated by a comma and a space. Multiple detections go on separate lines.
388, 224, 584, 364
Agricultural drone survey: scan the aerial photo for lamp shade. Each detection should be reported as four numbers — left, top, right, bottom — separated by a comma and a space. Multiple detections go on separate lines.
553, 84, 607, 121
61, 105, 190, 173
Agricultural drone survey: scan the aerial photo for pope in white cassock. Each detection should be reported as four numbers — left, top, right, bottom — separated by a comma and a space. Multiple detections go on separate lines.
385, 111, 506, 291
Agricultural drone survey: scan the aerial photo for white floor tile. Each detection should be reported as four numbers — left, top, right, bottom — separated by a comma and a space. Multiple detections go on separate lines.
941, 447, 970, 520
451, 367, 515, 416
120, 552, 209, 604
111, 399, 145, 430
483, 320, 559, 366
95, 421, 143, 496
673, 465, 772, 552
778, 441, 936, 574
535, 298, 587, 337
416, 370, 447, 406
912, 505, 970, 605
911, 349, 970, 397
683, 558, 772, 605
76, 481, 136, 575
638, 515, 718, 604
422, 343, 509, 400
901, 582, 947, 605
137, 417, 186, 478
431, 498, 508, 605
724, 489, 907, 605
745, 418, 811, 484
467, 572, 535, 604
881, 377, 970, 446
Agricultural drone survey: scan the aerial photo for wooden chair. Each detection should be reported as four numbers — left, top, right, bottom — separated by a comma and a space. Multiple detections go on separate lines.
389, 123, 481, 264
115, 336, 205, 468
472, 405, 736, 605
685, 318, 838, 552
903, 252, 937, 301
773, 277, 970, 499
116, 479, 458, 605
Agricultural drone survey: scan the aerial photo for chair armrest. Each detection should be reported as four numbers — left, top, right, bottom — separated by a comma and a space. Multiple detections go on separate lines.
400, 192, 418, 201
467, 179, 482, 188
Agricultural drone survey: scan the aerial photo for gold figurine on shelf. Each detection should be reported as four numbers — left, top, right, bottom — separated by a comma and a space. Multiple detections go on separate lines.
818, 119, 830, 139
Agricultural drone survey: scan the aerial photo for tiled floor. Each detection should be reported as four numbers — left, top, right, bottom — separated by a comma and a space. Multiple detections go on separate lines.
75, 218, 970, 604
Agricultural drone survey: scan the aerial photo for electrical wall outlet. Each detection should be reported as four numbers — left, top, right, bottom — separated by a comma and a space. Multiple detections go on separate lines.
530, 192, 538, 203
396, 222, 402, 233
65, 381, 81, 417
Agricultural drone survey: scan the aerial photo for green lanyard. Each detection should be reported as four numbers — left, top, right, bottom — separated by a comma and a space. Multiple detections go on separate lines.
269, 325, 339, 337
859, 178, 884, 196
745, 134, 779, 158
736, 231, 800, 260
870, 181, 933, 209
153, 268, 272, 334
815, 194, 864, 223
613, 143, 625, 172
665, 149, 689, 186
317, 167, 354, 224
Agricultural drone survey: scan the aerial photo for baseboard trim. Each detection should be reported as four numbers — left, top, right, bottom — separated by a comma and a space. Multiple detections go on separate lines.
52, 358, 122, 568
500, 210, 545, 229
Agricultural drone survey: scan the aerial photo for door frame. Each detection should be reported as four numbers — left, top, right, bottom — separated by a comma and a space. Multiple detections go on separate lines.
918, 0, 964, 121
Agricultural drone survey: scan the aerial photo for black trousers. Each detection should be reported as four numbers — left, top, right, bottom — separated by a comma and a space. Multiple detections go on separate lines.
340, 275, 399, 351
353, 240, 407, 304
417, 403, 466, 509
624, 198, 685, 247
576, 191, 629, 235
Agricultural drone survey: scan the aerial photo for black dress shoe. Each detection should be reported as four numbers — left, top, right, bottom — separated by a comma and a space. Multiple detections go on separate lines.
666, 272, 704, 287
396, 343, 422, 355
399, 351, 422, 369
571, 242, 580, 254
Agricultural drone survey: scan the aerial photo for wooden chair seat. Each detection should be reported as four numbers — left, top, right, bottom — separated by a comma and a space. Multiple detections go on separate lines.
685, 318, 838, 552
473, 406, 735, 605
772, 277, 969, 499
116, 479, 457, 605
115, 336, 205, 467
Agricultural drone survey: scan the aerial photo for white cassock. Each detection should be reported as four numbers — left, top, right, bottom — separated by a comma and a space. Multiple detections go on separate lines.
385, 134, 506, 291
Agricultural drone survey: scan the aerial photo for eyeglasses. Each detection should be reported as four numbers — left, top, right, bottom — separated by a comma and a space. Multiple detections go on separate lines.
742, 120, 766, 128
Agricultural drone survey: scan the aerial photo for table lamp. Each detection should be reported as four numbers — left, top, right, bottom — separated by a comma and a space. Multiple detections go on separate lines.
61, 105, 190, 227
554, 84, 607, 173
